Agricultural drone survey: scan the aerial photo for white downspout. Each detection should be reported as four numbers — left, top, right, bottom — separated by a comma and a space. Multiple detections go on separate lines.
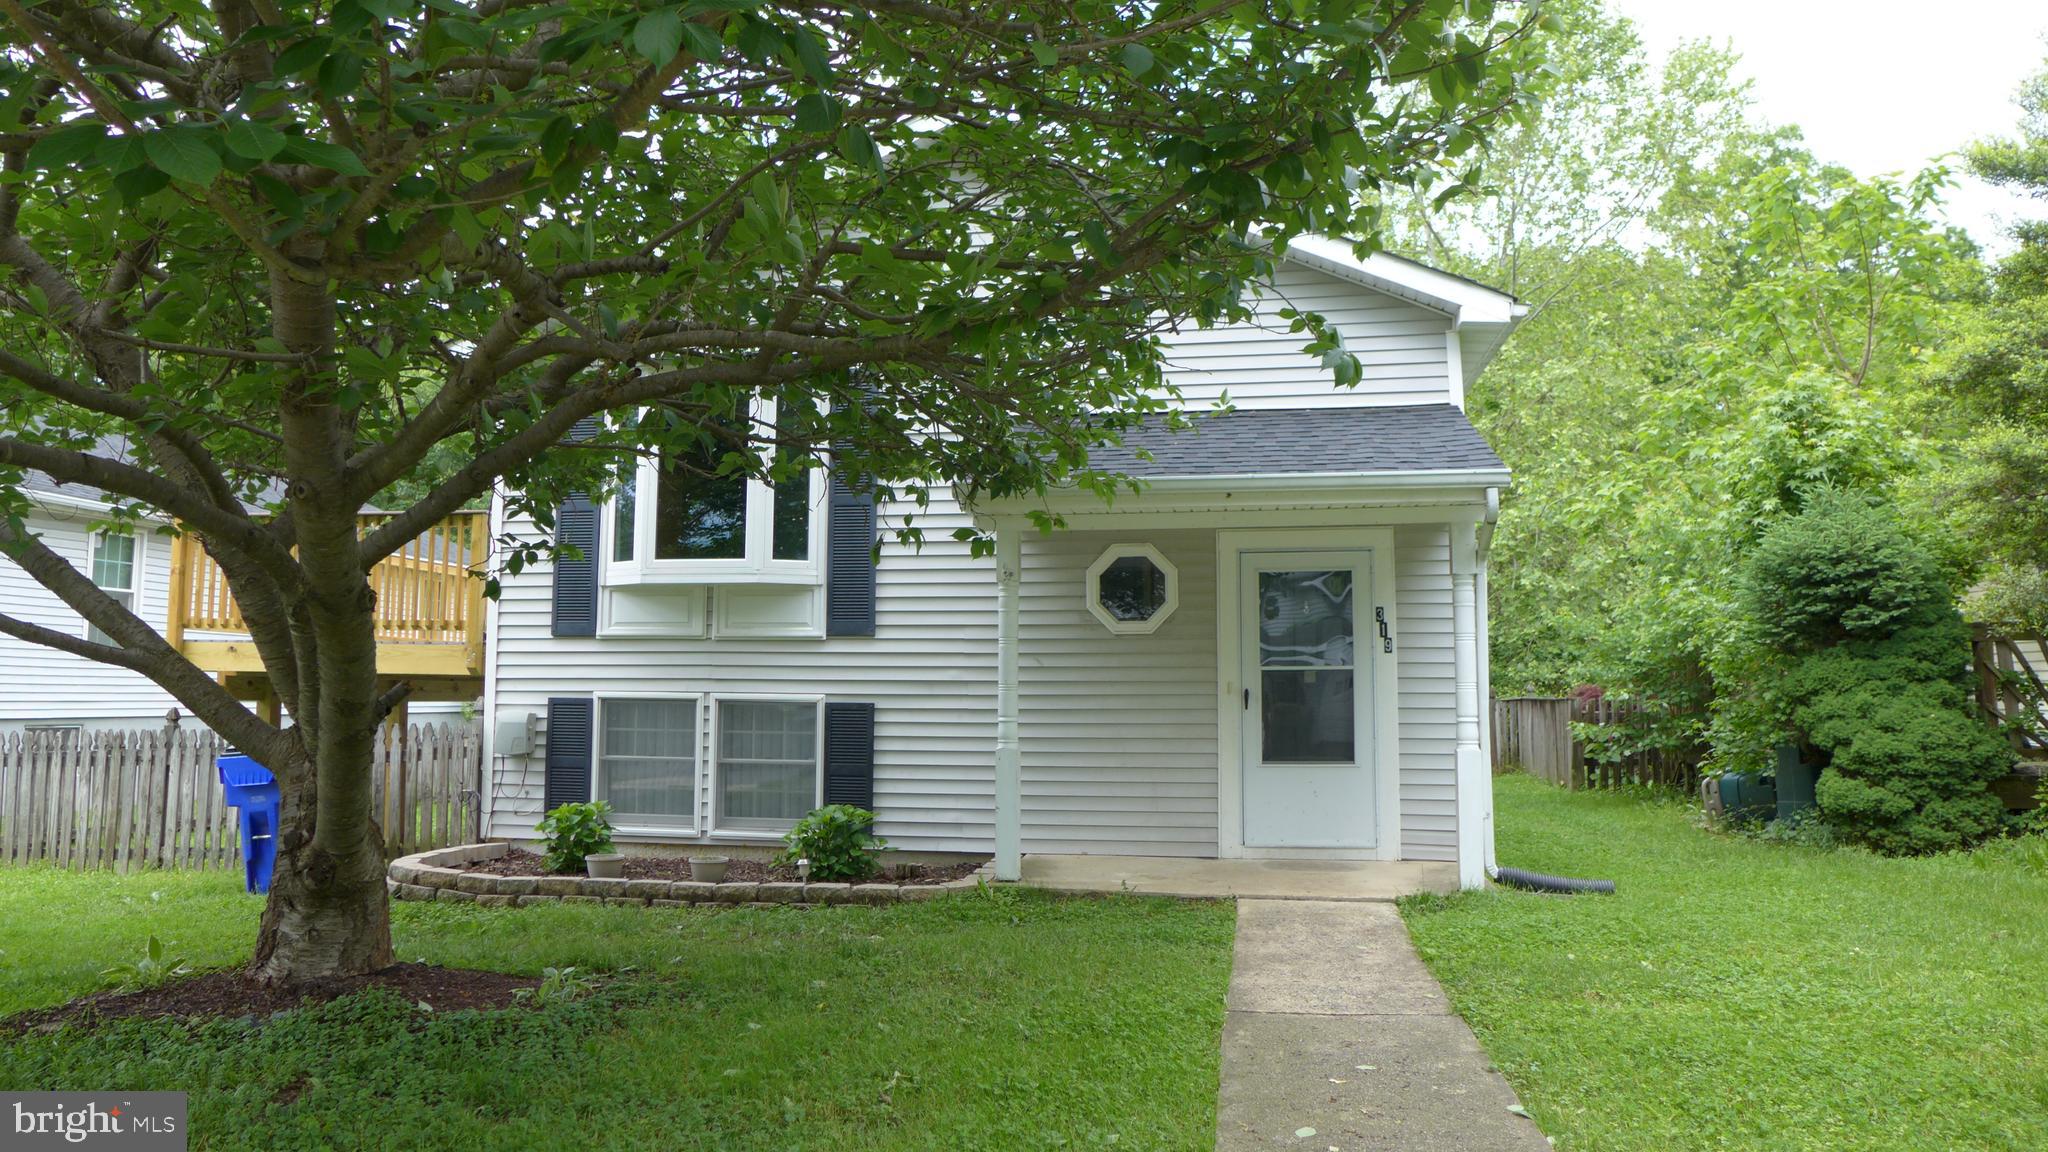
993, 519, 1023, 881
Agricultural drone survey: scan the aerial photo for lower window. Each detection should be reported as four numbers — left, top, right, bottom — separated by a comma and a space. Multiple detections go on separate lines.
599, 697, 698, 828
716, 699, 819, 830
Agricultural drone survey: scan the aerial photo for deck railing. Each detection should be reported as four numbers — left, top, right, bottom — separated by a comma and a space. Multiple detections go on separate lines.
166, 511, 489, 666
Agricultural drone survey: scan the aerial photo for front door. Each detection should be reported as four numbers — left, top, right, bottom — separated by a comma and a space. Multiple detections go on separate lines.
1240, 551, 1376, 849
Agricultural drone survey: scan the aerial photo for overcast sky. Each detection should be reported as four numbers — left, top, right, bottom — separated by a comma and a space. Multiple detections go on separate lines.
1606, 0, 2048, 251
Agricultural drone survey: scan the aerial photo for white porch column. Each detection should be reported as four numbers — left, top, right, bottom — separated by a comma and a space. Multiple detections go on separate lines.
993, 519, 1022, 881
1450, 522, 1487, 890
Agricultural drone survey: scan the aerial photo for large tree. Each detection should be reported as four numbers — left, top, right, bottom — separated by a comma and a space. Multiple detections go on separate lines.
1928, 56, 2048, 632
0, 0, 1549, 981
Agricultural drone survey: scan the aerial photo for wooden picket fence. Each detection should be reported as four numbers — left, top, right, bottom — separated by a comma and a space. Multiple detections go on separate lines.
1492, 695, 1706, 792
0, 721, 482, 872
369, 721, 486, 858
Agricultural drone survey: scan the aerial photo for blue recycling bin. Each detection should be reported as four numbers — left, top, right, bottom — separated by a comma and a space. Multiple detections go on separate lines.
217, 753, 279, 894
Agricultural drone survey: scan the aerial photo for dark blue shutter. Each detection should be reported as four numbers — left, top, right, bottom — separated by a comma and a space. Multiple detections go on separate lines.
550, 416, 603, 637
822, 702, 876, 809
543, 697, 594, 811
825, 469, 877, 636
550, 495, 599, 637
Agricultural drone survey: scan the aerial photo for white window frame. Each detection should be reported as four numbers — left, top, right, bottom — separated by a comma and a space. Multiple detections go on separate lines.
604, 396, 826, 587
594, 693, 704, 835
1085, 543, 1179, 635
85, 529, 141, 646
707, 693, 825, 837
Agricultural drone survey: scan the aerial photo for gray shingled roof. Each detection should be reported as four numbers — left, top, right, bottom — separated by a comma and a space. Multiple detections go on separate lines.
1088, 404, 1505, 478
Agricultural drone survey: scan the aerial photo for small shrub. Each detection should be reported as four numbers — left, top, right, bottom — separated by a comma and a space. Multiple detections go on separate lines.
1743, 489, 1948, 653
778, 804, 884, 882
536, 801, 615, 874
101, 935, 191, 993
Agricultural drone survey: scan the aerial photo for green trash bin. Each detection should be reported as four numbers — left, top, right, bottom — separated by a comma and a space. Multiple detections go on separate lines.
1774, 743, 1819, 824
1717, 770, 1778, 822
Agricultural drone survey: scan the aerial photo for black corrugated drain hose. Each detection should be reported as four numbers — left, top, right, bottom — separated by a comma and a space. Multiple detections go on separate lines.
1489, 866, 1616, 895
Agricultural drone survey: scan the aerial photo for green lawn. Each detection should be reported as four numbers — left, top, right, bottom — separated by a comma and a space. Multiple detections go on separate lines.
1402, 775, 2048, 1152
0, 871, 1233, 1151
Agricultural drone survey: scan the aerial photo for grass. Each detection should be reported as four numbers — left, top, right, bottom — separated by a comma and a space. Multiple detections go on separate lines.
0, 871, 1234, 1151
1401, 775, 2048, 1152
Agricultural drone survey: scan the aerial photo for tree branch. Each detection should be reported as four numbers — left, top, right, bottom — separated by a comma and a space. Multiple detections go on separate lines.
0, 518, 287, 760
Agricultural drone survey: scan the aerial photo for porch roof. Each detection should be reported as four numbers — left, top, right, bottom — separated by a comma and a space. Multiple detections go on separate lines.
1089, 404, 1504, 480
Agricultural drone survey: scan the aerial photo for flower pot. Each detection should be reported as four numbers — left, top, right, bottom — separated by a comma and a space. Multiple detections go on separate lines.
585, 853, 625, 879
689, 856, 730, 883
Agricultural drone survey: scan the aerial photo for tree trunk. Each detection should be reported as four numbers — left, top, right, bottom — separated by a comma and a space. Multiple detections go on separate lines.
249, 793, 393, 984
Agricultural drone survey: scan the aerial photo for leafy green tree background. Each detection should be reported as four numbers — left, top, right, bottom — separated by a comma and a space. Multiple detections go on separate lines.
1395, 0, 2030, 811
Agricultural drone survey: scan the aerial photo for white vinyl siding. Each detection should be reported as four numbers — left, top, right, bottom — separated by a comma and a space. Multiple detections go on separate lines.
0, 509, 184, 733
1157, 263, 1455, 410
488, 491, 998, 851
489, 497, 1466, 860
1019, 530, 1219, 857
1395, 525, 1458, 861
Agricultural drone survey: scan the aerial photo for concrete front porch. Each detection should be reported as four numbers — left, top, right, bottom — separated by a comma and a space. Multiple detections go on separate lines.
1018, 854, 1458, 902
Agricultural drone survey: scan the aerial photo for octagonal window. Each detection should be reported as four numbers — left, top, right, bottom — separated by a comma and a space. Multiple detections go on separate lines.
1086, 545, 1179, 635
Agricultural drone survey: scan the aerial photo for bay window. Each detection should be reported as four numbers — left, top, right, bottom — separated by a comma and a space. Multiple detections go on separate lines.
606, 397, 822, 585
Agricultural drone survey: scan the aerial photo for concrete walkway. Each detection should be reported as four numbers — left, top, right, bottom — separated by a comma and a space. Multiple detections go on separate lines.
1020, 855, 1457, 902
1216, 900, 1550, 1151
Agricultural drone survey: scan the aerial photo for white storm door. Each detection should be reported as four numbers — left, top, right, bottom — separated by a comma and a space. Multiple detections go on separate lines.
1240, 551, 1376, 849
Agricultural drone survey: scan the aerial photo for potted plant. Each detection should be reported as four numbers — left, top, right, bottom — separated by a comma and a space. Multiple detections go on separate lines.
535, 801, 619, 877
688, 855, 730, 883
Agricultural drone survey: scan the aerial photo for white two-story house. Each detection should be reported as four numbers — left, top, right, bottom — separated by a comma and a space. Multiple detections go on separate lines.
481, 239, 1524, 888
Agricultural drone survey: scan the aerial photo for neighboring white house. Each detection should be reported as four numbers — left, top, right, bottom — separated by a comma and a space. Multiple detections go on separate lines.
482, 240, 1524, 889
1, 460, 476, 736
0, 471, 189, 736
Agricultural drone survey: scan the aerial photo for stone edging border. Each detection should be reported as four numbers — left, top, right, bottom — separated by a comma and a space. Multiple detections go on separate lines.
388, 842, 997, 909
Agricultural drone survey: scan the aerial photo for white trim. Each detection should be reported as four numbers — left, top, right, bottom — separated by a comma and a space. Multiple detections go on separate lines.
1263, 234, 1523, 325
1100, 469, 1510, 491
1083, 543, 1180, 635
969, 480, 1508, 527
706, 692, 825, 836
603, 395, 825, 588
84, 527, 142, 645
1216, 527, 1401, 861
1445, 330, 1466, 412
594, 692, 705, 834
1451, 524, 1487, 889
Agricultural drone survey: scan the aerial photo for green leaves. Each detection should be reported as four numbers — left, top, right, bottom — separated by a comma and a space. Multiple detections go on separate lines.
792, 92, 843, 134
224, 118, 288, 162
25, 122, 107, 171
632, 8, 685, 63
1120, 42, 1156, 78
279, 137, 369, 177
142, 127, 221, 186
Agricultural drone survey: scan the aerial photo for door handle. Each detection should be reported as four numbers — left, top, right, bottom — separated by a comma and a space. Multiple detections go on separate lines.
1243, 687, 1250, 711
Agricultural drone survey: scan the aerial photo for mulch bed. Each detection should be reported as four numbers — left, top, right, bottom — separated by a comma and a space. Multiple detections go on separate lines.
3, 963, 539, 1035
464, 848, 983, 886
